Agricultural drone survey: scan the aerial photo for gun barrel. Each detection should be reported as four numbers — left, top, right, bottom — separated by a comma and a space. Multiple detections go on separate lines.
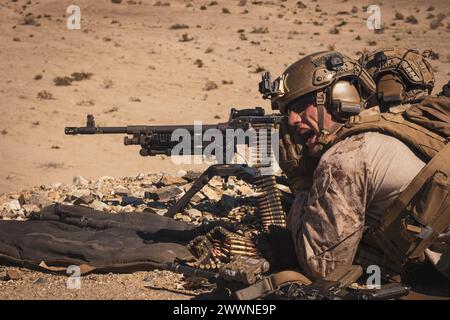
64, 124, 220, 135
64, 126, 128, 135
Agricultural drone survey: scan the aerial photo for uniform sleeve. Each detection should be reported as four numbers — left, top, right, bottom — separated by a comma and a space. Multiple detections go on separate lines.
287, 134, 374, 280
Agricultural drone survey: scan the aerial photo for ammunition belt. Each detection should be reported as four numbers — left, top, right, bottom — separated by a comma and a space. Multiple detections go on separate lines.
188, 226, 261, 271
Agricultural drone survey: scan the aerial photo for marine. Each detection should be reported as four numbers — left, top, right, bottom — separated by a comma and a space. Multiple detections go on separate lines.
264, 49, 450, 284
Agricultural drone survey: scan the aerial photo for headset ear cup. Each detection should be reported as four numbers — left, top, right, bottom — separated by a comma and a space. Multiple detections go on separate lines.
328, 80, 364, 121
328, 84, 341, 120
328, 87, 340, 120
330, 100, 342, 120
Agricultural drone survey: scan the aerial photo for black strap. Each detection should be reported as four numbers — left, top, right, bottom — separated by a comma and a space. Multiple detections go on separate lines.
316, 91, 326, 131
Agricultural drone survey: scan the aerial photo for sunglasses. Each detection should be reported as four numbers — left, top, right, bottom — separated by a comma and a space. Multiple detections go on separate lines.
285, 94, 316, 114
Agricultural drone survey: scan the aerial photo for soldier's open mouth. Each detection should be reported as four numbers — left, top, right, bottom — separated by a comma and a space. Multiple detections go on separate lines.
300, 129, 315, 141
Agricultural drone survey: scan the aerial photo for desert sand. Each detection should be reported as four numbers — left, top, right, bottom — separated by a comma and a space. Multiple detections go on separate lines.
1, 0, 449, 194
0, 0, 449, 301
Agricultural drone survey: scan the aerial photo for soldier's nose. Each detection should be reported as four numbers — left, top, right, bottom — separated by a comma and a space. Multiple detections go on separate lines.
288, 111, 301, 127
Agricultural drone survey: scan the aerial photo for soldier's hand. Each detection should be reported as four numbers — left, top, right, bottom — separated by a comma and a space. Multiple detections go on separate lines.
278, 118, 316, 193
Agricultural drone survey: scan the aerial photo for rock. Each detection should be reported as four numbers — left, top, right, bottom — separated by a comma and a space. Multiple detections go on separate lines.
174, 213, 192, 223
135, 172, 146, 180
146, 201, 167, 209
28, 194, 52, 208
91, 190, 104, 200
130, 189, 145, 198
11, 209, 26, 219
47, 191, 60, 200
143, 207, 157, 214
99, 176, 115, 182
158, 175, 186, 186
145, 187, 183, 202
113, 185, 130, 196
203, 80, 218, 91
182, 171, 202, 182
182, 183, 193, 192
220, 194, 237, 211
201, 185, 222, 202
141, 175, 161, 187
6, 200, 21, 211
22, 204, 40, 215
107, 206, 119, 213
121, 196, 144, 206
136, 204, 149, 212
4, 270, 22, 281
9, 193, 21, 200
73, 175, 89, 188
208, 177, 223, 188
154, 208, 168, 216
176, 169, 187, 177
186, 208, 202, 219
235, 184, 253, 195
297, 1, 307, 9
103, 198, 121, 205
202, 212, 214, 221
69, 189, 91, 199
18, 194, 26, 206
119, 205, 134, 213
50, 182, 63, 189
90, 200, 109, 211
191, 193, 205, 203
73, 194, 95, 205
33, 277, 46, 285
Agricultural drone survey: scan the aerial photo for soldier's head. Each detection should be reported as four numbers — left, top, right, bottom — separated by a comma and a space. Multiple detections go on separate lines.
359, 48, 435, 110
260, 51, 376, 151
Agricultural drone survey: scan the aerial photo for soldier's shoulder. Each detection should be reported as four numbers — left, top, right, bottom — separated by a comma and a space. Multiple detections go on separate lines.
322, 132, 368, 161
316, 133, 370, 181
319, 132, 402, 171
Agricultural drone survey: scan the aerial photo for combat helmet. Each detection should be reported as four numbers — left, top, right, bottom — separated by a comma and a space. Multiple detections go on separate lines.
259, 51, 376, 125
359, 48, 435, 109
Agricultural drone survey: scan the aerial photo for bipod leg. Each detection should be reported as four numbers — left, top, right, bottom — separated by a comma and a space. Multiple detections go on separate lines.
166, 164, 259, 217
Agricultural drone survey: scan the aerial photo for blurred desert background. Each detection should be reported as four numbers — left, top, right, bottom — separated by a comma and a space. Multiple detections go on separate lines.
1, 0, 449, 194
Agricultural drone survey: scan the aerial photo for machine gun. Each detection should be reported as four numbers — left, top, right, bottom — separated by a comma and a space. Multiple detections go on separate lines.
65, 107, 281, 158
65, 107, 288, 231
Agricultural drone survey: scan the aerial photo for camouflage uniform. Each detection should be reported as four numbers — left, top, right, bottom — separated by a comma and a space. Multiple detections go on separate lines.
287, 129, 443, 280
266, 50, 449, 281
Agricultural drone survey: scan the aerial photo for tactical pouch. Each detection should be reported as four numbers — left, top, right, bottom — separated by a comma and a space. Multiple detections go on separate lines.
406, 171, 450, 259
379, 144, 450, 266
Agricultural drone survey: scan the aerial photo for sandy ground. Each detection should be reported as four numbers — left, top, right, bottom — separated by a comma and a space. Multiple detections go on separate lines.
0, 266, 198, 300
0, 0, 449, 300
0, 0, 449, 194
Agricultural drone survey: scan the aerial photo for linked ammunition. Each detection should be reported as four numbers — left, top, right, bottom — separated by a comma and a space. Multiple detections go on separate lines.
258, 204, 284, 213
